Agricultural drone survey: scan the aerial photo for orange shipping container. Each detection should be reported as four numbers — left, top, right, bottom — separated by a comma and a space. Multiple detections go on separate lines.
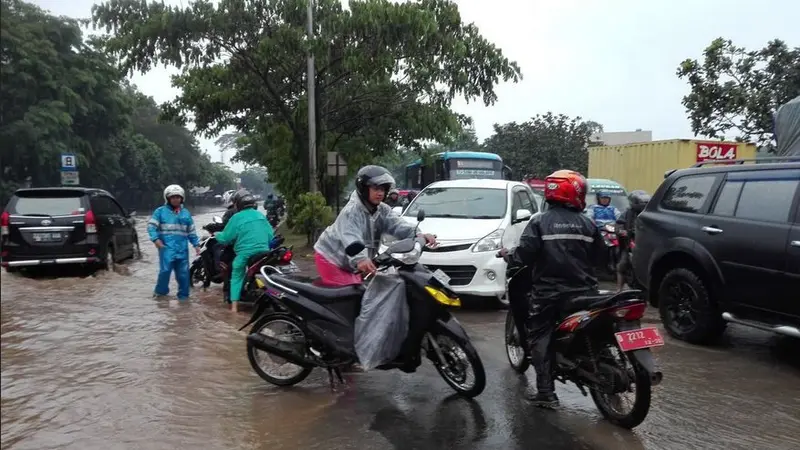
587, 139, 757, 193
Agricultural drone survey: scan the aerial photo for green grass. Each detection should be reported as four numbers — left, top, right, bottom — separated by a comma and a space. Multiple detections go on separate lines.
275, 223, 314, 258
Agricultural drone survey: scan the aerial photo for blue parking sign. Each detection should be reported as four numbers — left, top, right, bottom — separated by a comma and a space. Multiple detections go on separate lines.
61, 153, 77, 170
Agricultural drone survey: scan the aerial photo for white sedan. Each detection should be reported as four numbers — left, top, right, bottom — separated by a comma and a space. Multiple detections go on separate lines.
387, 179, 541, 308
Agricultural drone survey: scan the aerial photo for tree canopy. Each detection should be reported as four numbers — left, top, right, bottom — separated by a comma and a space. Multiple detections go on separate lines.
483, 113, 602, 178
91, 0, 522, 204
677, 38, 800, 148
0, 0, 235, 207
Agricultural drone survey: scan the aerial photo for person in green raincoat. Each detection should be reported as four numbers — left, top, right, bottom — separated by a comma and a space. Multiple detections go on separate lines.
214, 190, 274, 312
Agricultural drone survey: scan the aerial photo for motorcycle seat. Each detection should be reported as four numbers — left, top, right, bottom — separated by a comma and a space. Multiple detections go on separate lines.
563, 289, 643, 315
247, 250, 274, 266
271, 274, 364, 303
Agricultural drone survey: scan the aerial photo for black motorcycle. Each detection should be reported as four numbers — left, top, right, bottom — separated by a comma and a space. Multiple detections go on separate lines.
503, 259, 663, 429
240, 210, 486, 398
190, 216, 226, 288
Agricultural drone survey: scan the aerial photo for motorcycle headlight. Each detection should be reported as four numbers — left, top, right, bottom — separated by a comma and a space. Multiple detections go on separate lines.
604, 223, 616, 232
390, 242, 423, 265
472, 229, 504, 253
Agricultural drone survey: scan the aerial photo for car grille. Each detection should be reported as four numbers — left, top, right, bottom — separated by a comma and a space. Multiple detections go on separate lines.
425, 243, 473, 253
424, 265, 477, 286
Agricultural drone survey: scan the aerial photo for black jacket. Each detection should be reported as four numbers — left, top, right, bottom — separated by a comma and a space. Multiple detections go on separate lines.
507, 204, 604, 301
618, 208, 639, 241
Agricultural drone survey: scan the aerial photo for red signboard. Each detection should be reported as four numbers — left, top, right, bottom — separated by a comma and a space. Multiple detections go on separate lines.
696, 143, 738, 163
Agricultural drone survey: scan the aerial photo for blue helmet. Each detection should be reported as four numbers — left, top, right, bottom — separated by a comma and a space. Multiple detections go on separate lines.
595, 190, 612, 203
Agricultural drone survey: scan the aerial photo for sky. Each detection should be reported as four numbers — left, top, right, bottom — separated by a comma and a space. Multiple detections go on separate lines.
33, 0, 800, 172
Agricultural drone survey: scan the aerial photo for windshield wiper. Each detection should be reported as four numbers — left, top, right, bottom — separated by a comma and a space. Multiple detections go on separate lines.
427, 213, 469, 218
470, 215, 499, 219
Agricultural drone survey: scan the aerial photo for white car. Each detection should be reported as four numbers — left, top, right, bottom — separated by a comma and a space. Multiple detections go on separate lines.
387, 179, 541, 307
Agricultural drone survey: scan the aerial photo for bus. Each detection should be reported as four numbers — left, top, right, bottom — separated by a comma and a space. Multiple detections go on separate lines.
404, 151, 513, 190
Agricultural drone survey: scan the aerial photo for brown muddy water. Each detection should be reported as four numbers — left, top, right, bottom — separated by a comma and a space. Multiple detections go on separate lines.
2, 211, 799, 450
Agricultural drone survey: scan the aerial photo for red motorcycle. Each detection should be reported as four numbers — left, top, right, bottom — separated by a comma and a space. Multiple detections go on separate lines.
597, 222, 621, 278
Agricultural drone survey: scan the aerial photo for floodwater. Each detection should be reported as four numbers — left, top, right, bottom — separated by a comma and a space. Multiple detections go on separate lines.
2, 210, 799, 450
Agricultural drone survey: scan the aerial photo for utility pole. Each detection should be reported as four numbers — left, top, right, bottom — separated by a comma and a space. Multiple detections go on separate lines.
306, 0, 318, 192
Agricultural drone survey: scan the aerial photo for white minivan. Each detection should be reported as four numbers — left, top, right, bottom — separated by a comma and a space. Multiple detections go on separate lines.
388, 179, 540, 307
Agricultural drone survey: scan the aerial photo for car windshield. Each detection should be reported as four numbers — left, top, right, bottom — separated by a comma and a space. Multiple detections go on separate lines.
10, 193, 84, 216
405, 187, 507, 219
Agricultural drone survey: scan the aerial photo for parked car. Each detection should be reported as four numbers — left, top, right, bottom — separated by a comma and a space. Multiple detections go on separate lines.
387, 179, 540, 308
633, 157, 800, 344
1, 187, 140, 272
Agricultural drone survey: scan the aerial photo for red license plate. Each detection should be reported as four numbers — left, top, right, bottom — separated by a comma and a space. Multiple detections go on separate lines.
614, 327, 665, 351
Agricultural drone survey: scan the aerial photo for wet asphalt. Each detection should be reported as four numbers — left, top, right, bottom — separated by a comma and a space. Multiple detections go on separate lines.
1, 209, 799, 450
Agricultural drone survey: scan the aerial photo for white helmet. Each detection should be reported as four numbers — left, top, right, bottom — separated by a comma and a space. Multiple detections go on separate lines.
163, 184, 185, 202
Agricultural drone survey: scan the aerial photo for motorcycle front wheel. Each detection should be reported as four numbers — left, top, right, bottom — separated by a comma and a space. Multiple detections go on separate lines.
189, 262, 206, 287
589, 345, 652, 429
429, 328, 486, 398
504, 311, 530, 373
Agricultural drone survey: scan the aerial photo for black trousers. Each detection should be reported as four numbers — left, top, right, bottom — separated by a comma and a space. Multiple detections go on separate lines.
220, 246, 235, 300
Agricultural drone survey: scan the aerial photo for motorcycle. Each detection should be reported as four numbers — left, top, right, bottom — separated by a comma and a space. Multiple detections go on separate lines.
239, 210, 487, 398
503, 261, 663, 429
235, 236, 298, 305
190, 216, 226, 288
266, 209, 280, 228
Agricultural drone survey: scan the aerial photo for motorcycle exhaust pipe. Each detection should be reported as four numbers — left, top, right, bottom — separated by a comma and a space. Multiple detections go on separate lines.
650, 371, 663, 386
246, 333, 315, 368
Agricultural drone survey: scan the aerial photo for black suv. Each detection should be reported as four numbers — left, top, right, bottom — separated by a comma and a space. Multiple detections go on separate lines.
634, 157, 800, 344
1, 187, 140, 272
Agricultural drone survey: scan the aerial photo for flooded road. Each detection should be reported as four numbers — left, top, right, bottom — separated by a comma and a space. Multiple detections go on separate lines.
2, 210, 799, 450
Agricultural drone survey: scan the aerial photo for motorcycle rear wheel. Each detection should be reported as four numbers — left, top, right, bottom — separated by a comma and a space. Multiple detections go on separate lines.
189, 263, 206, 287
247, 314, 314, 386
430, 328, 486, 398
589, 347, 652, 429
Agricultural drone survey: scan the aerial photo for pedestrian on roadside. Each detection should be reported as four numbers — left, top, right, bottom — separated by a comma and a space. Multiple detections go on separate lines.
147, 185, 200, 301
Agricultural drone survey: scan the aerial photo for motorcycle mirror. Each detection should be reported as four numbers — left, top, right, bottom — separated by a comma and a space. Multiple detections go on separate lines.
416, 209, 425, 222
213, 216, 223, 224
345, 242, 366, 256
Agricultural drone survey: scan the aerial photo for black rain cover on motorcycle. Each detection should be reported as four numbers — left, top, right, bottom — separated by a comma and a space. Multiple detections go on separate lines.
775, 95, 800, 157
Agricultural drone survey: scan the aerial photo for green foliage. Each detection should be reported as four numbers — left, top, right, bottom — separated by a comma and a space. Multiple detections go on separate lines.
0, 0, 234, 207
239, 166, 271, 195
483, 113, 602, 178
290, 191, 334, 246
91, 0, 521, 205
677, 38, 800, 148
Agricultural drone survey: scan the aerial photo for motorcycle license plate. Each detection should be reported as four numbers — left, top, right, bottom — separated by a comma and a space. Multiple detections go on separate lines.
614, 327, 665, 352
432, 269, 451, 286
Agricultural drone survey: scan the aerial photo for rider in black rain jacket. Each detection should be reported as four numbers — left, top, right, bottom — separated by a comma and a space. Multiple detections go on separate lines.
501, 170, 605, 409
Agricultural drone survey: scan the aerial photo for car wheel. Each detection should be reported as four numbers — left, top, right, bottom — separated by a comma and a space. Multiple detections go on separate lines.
657, 267, 725, 344
102, 244, 116, 271
132, 236, 142, 260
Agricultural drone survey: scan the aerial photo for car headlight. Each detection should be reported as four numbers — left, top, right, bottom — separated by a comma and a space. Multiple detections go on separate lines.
472, 229, 504, 253
391, 242, 423, 265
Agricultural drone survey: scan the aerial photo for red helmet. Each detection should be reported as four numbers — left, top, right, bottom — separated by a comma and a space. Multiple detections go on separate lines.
544, 170, 588, 211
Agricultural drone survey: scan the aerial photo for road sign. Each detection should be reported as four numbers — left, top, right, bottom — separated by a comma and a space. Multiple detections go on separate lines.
61, 153, 78, 171
61, 171, 80, 186
326, 152, 347, 177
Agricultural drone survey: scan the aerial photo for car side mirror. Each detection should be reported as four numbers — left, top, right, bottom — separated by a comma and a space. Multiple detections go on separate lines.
513, 209, 532, 224
345, 242, 366, 257
392, 206, 403, 215
416, 209, 425, 222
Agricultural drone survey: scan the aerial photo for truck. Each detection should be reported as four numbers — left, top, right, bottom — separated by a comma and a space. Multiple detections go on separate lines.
588, 139, 757, 193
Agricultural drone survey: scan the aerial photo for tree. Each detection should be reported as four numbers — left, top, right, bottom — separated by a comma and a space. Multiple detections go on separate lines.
239, 166, 271, 195
91, 0, 521, 206
677, 38, 800, 148
483, 113, 602, 178
0, 0, 235, 207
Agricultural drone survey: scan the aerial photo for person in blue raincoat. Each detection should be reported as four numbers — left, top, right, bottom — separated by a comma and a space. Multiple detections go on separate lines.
586, 191, 621, 228
148, 185, 200, 300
